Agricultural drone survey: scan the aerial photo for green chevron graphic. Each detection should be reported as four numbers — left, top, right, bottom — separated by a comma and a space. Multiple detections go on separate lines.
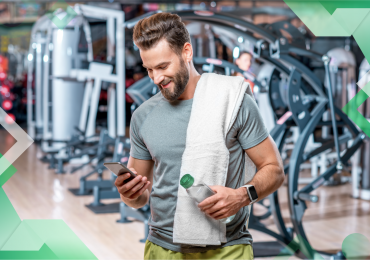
0, 155, 97, 259
0, 108, 97, 259
284, 0, 370, 137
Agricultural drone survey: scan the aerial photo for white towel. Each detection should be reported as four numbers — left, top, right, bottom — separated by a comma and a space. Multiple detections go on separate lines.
173, 73, 256, 246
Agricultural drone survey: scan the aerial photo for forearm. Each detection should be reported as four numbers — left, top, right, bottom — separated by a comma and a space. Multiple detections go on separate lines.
242, 163, 284, 203
120, 189, 150, 209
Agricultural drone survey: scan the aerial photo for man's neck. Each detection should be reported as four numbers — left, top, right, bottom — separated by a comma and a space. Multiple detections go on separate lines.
177, 67, 201, 100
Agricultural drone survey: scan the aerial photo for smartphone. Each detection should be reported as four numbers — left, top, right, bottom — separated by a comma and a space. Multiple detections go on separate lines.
103, 162, 137, 184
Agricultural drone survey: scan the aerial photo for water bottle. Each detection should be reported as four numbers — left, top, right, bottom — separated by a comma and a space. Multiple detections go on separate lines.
180, 174, 235, 224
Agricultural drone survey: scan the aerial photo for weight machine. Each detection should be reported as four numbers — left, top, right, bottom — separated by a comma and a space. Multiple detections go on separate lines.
27, 8, 92, 151
27, 5, 127, 178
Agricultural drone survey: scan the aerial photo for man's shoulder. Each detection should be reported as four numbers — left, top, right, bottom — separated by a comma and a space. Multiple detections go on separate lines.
132, 92, 163, 124
239, 92, 258, 114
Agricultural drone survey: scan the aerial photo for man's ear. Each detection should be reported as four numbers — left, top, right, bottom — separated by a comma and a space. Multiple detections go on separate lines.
235, 58, 241, 67
182, 42, 193, 63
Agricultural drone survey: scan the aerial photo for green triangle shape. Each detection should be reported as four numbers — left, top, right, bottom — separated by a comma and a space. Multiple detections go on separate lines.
25, 220, 97, 259
1, 222, 44, 251
284, 1, 349, 36
0, 243, 58, 259
0, 153, 17, 187
332, 8, 370, 35
320, 1, 370, 15
353, 12, 370, 65
0, 187, 21, 249
319, 1, 337, 15
361, 79, 370, 98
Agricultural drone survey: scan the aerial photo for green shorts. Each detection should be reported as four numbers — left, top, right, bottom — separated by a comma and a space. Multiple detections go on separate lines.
144, 240, 254, 260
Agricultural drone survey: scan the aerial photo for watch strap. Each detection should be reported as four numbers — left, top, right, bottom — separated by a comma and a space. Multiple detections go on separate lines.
241, 185, 257, 205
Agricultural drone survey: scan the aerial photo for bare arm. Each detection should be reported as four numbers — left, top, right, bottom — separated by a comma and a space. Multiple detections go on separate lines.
198, 136, 285, 220
114, 156, 154, 209
241, 135, 285, 204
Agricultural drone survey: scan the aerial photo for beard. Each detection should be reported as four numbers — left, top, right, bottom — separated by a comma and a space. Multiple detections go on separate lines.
157, 58, 189, 102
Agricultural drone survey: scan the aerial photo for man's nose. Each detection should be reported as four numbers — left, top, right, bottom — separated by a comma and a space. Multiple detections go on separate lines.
152, 71, 165, 85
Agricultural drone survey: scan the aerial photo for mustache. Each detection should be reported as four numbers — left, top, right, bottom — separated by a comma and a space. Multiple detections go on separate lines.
159, 78, 172, 86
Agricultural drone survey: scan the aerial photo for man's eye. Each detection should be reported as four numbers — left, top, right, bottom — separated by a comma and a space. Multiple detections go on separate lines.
160, 66, 168, 70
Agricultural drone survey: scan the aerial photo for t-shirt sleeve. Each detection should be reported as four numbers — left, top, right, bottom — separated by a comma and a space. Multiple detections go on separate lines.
236, 92, 270, 150
129, 111, 153, 160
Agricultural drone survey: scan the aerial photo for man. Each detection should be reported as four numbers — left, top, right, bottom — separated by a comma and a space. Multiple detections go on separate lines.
235, 51, 255, 92
236, 51, 253, 73
115, 13, 285, 260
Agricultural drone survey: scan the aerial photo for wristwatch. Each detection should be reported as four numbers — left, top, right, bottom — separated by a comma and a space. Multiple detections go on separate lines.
241, 185, 258, 205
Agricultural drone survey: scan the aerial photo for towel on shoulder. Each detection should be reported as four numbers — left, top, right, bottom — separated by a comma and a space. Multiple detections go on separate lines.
173, 73, 256, 246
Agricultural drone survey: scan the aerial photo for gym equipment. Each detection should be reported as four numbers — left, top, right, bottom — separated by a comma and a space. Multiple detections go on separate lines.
263, 26, 364, 258
72, 4, 126, 139
68, 129, 116, 196
126, 76, 156, 108
86, 137, 131, 213
54, 5, 126, 174
117, 202, 151, 243
28, 5, 127, 176
27, 8, 92, 150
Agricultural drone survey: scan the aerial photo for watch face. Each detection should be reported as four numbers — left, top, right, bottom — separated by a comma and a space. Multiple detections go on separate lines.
249, 186, 258, 200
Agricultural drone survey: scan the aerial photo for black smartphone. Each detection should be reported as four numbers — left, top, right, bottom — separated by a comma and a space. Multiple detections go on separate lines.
103, 162, 137, 184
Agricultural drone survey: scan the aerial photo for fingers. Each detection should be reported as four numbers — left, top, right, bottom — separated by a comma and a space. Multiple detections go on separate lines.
128, 181, 151, 200
198, 194, 219, 209
125, 174, 146, 189
115, 173, 133, 187
203, 202, 224, 215
210, 209, 228, 219
122, 175, 148, 197
114, 167, 150, 199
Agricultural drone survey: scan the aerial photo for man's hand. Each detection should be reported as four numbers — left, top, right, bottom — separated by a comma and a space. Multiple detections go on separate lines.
197, 185, 250, 220
114, 167, 151, 200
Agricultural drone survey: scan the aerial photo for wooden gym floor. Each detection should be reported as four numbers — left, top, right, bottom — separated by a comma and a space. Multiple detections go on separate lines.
1, 129, 370, 260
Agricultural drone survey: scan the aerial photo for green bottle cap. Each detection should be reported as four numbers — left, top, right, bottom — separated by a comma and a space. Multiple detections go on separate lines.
180, 174, 194, 189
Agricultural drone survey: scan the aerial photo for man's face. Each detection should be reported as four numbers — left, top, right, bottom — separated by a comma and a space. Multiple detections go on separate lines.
140, 39, 189, 102
236, 53, 252, 72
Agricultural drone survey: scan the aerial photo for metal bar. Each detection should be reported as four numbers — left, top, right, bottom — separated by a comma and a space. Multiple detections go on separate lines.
302, 133, 352, 161
279, 54, 326, 98
173, 11, 277, 43
299, 133, 365, 195
323, 55, 342, 163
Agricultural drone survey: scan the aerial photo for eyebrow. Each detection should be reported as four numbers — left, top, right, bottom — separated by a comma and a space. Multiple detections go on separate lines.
142, 61, 170, 69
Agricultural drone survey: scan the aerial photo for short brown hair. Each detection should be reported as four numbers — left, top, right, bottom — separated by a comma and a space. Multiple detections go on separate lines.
133, 13, 190, 56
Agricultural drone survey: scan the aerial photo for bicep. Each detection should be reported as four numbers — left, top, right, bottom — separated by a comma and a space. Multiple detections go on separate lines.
127, 156, 154, 191
244, 136, 283, 170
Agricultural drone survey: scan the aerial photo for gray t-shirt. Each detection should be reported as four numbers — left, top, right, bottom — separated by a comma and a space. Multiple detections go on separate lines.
130, 80, 269, 254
